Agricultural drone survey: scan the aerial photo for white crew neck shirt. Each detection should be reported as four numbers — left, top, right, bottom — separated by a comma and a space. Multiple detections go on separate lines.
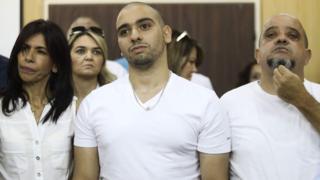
221, 80, 320, 180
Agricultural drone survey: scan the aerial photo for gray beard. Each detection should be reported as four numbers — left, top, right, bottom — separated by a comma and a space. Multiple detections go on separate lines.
267, 58, 295, 70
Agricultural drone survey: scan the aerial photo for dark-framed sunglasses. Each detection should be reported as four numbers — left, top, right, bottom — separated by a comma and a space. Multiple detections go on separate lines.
69, 26, 105, 38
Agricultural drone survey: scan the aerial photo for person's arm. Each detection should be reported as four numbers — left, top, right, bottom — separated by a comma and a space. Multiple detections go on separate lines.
273, 65, 320, 133
199, 152, 229, 180
72, 146, 99, 180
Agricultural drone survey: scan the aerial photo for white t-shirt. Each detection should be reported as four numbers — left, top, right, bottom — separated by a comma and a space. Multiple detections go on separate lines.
74, 73, 231, 180
191, 73, 214, 90
106, 60, 127, 78
220, 80, 320, 180
0, 97, 76, 180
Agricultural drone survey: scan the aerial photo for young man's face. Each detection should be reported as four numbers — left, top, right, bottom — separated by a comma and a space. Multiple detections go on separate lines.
116, 4, 171, 70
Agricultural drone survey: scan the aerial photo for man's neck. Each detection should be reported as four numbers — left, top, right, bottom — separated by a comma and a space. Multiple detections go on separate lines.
259, 75, 277, 95
259, 70, 305, 95
129, 57, 170, 103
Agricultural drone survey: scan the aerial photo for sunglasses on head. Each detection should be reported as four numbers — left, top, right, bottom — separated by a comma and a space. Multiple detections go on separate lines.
69, 26, 105, 38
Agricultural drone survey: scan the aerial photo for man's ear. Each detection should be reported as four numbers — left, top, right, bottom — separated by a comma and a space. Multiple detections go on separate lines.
162, 25, 172, 44
255, 48, 261, 64
304, 49, 312, 66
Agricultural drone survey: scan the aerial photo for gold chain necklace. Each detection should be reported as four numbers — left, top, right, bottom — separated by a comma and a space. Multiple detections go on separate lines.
132, 72, 171, 111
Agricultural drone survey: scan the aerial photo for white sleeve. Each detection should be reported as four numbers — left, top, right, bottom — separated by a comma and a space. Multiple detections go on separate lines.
74, 98, 97, 147
197, 95, 231, 154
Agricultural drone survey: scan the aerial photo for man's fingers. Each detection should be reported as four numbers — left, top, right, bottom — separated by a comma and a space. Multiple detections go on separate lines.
278, 65, 291, 75
273, 68, 284, 82
273, 76, 280, 89
274, 65, 299, 83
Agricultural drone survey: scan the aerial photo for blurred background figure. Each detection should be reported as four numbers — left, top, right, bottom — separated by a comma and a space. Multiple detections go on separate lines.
168, 29, 213, 90
0, 19, 75, 180
67, 16, 128, 78
0, 54, 8, 90
68, 25, 115, 109
237, 61, 262, 87
115, 56, 129, 70
191, 73, 214, 90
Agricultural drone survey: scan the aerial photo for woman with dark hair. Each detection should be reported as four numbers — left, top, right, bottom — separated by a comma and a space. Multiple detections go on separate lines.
0, 19, 75, 180
0, 55, 8, 90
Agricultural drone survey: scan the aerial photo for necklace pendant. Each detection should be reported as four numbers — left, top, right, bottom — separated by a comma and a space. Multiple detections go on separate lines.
131, 72, 171, 112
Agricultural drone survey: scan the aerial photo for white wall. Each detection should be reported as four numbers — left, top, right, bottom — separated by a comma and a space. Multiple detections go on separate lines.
0, 0, 20, 57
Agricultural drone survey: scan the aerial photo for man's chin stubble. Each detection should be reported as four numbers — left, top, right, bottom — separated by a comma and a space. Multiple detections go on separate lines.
129, 58, 155, 70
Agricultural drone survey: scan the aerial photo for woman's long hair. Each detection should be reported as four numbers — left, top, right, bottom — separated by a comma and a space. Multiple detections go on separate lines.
1, 19, 74, 123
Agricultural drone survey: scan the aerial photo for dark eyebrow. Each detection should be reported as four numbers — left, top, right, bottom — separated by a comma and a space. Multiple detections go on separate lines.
74, 45, 101, 50
287, 27, 300, 34
92, 47, 102, 50
117, 24, 129, 33
117, 17, 155, 32
136, 17, 154, 24
74, 45, 86, 49
264, 26, 277, 33
35, 46, 47, 51
21, 43, 30, 48
23, 42, 47, 50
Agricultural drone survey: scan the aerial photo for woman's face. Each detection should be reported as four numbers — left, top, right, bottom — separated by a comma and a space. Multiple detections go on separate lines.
18, 33, 55, 85
249, 64, 262, 82
71, 34, 104, 79
180, 47, 198, 80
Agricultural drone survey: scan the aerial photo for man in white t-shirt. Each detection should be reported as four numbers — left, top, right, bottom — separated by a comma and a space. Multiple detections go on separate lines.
221, 14, 320, 180
72, 2, 230, 180
67, 16, 128, 78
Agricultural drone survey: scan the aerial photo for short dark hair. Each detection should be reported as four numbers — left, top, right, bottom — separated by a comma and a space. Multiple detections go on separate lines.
1, 19, 74, 123
167, 29, 203, 75
119, 2, 165, 26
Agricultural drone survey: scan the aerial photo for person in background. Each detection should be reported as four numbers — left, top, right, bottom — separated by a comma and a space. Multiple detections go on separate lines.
220, 14, 320, 180
237, 60, 262, 87
68, 25, 115, 109
0, 55, 8, 90
0, 19, 75, 180
191, 73, 214, 90
167, 29, 213, 90
67, 16, 127, 78
72, 2, 230, 180
115, 56, 129, 70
